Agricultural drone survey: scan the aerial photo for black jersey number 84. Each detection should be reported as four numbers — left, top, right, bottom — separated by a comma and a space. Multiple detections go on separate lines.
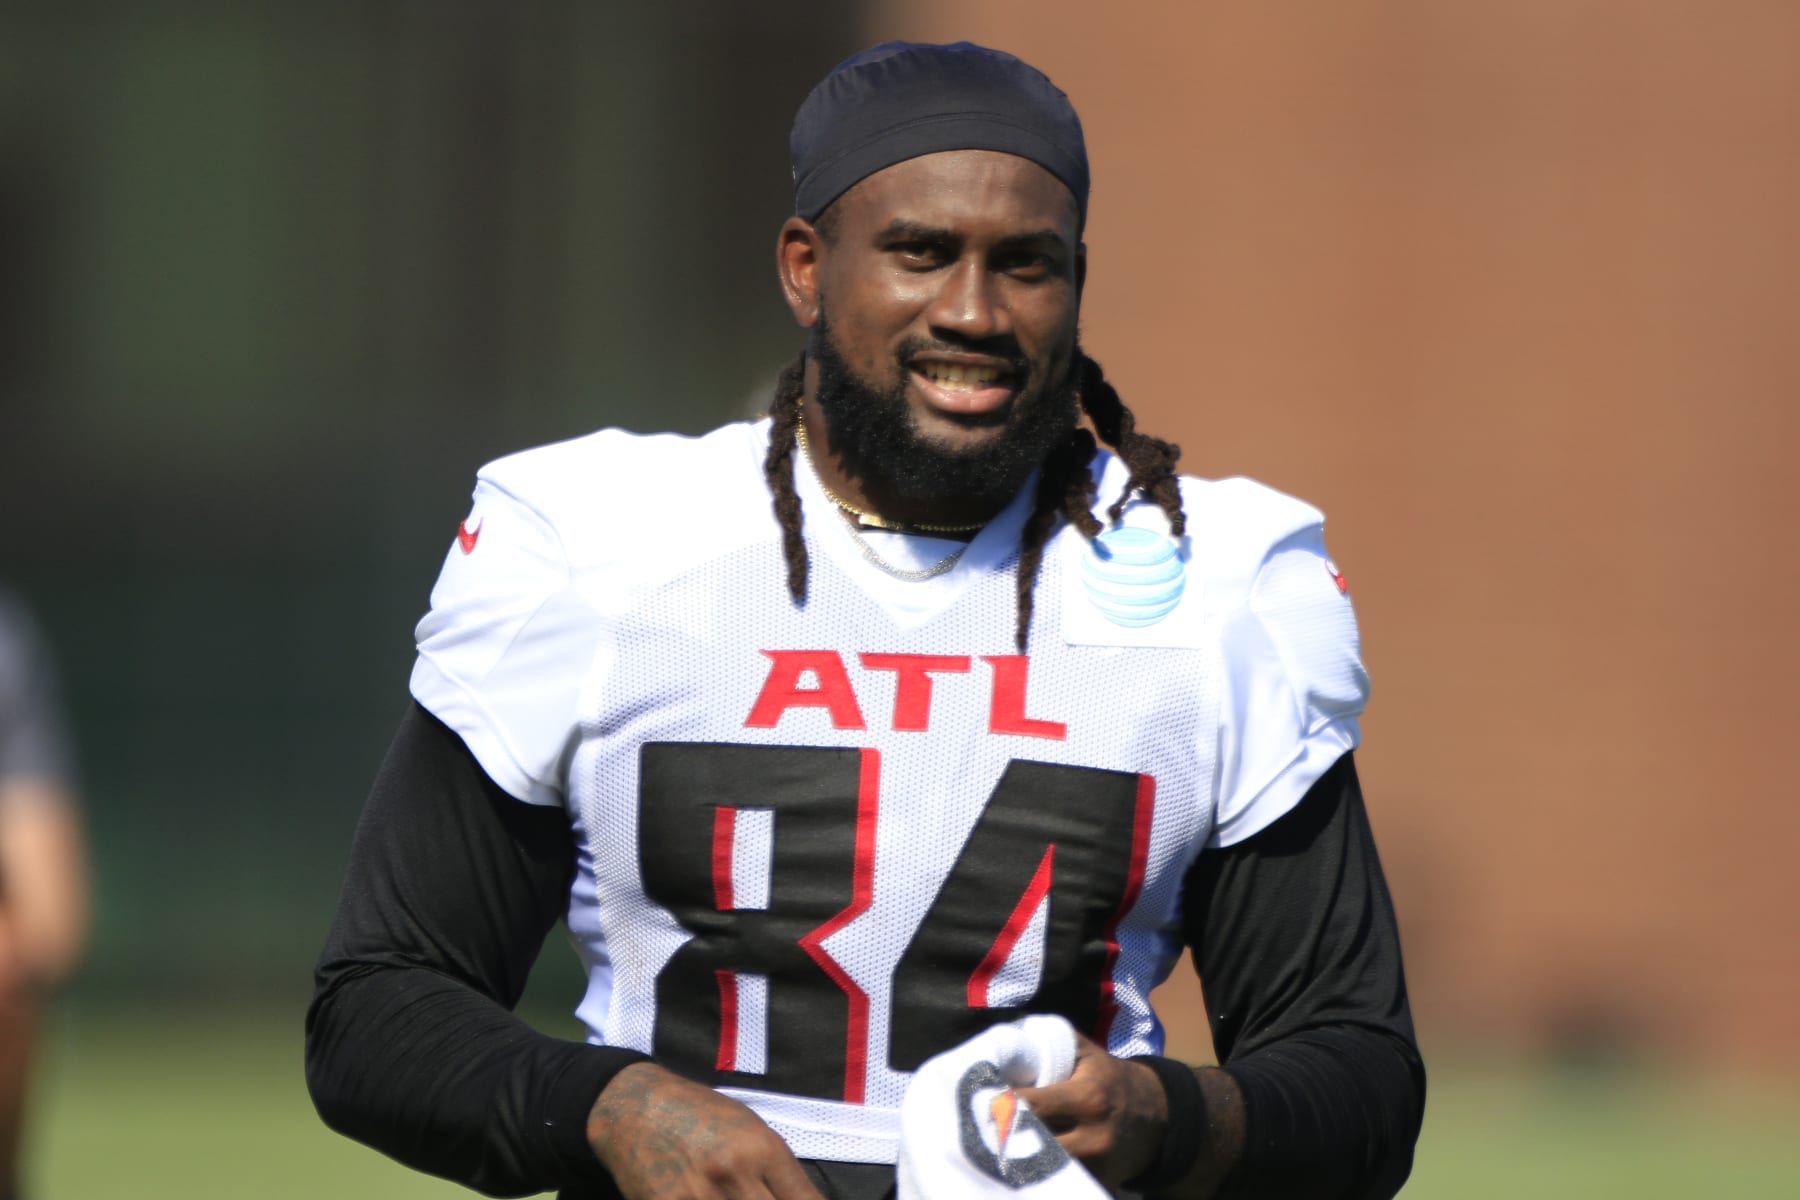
637, 742, 1153, 1104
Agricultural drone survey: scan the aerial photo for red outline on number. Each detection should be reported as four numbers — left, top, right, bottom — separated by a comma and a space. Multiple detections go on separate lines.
796, 748, 879, 1104
1093, 773, 1156, 1043
967, 844, 1056, 1008
715, 969, 739, 1072
712, 806, 736, 911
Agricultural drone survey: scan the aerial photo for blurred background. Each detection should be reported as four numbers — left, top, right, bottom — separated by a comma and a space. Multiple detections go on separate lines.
2, 1, 1796, 1195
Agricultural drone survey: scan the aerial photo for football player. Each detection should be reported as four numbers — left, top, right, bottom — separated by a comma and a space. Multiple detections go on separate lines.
308, 42, 1424, 1200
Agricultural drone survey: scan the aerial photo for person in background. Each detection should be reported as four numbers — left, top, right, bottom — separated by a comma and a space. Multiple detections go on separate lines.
0, 589, 90, 1200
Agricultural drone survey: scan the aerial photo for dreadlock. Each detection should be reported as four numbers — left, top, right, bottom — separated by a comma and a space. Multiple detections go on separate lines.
761, 352, 1185, 650
763, 352, 810, 602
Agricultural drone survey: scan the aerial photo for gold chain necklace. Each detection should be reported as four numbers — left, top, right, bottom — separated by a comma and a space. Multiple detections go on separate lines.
794, 416, 988, 534
792, 415, 972, 581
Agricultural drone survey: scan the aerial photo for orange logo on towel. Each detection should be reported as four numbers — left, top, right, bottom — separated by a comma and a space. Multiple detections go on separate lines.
955, 1061, 1069, 1188
989, 1089, 1019, 1151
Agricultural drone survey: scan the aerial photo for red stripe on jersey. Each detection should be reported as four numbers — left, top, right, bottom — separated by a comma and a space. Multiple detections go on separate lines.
797, 748, 879, 1103
712, 806, 736, 911
714, 969, 739, 1073
967, 844, 1056, 1008
1093, 773, 1156, 1044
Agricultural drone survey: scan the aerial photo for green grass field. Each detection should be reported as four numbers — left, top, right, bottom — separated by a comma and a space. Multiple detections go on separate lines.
26, 1002, 1800, 1198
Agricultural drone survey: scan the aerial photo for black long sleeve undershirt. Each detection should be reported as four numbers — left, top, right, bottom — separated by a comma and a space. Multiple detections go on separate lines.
306, 704, 646, 1198
308, 704, 1421, 1199
1184, 752, 1425, 1199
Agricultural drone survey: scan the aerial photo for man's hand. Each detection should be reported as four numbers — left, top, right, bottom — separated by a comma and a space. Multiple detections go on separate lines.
587, 1062, 826, 1200
1014, 1032, 1169, 1188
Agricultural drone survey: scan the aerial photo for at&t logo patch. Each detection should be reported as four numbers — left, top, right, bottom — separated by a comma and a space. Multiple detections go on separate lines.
1078, 526, 1186, 627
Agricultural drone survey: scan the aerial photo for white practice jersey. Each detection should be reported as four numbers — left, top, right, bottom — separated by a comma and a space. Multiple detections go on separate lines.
410, 419, 1367, 1164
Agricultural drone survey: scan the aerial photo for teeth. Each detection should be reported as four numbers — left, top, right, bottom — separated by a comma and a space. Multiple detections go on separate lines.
920, 363, 1001, 388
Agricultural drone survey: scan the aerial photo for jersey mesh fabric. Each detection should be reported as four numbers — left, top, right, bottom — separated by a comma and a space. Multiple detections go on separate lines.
1210, 524, 1367, 847
409, 420, 1368, 1165
572, 537, 1213, 1162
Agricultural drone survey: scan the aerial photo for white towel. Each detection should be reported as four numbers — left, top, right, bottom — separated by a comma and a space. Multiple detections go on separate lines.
896, 1015, 1109, 1199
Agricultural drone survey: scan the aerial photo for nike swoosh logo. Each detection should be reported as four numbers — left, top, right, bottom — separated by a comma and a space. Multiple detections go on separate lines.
457, 518, 483, 554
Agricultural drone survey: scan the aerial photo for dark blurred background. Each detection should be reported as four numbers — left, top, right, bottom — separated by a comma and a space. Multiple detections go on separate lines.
2, 0, 861, 1004
2, 1, 1797, 1196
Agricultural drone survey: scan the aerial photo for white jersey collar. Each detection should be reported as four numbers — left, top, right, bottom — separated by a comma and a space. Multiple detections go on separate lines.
785, 427, 1038, 631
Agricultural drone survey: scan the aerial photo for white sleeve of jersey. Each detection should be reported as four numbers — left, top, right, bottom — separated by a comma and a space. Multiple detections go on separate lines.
1210, 518, 1368, 847
409, 474, 604, 807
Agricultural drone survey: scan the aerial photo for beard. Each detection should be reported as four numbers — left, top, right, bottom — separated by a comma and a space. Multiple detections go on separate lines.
809, 309, 1082, 513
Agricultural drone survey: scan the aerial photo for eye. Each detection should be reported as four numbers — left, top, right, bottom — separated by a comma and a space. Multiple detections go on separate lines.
890, 240, 947, 269
997, 250, 1059, 280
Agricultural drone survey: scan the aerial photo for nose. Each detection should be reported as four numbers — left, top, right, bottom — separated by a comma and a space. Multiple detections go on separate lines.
925, 257, 1010, 343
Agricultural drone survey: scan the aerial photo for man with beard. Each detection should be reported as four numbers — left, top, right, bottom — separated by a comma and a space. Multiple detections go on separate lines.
308, 41, 1423, 1200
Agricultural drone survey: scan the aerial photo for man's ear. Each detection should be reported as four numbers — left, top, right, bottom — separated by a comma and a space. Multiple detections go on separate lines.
777, 217, 824, 328
1075, 241, 1087, 299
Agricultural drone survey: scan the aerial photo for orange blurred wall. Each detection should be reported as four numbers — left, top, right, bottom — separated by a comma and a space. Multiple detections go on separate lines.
868, 0, 1800, 1069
